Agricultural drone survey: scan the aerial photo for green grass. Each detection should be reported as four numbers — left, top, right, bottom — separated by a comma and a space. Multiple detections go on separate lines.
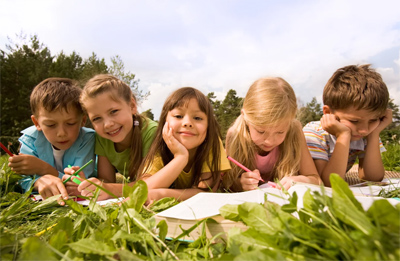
382, 142, 400, 172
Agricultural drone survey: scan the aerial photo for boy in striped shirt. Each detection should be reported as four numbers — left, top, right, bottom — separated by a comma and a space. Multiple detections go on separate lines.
303, 64, 392, 186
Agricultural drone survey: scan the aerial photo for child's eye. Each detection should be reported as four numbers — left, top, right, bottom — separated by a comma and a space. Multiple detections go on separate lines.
91, 117, 100, 122
257, 130, 265, 134
349, 120, 358, 123
194, 116, 203, 121
67, 122, 77, 126
370, 119, 378, 123
45, 124, 56, 128
110, 109, 119, 115
174, 115, 183, 119
277, 131, 284, 134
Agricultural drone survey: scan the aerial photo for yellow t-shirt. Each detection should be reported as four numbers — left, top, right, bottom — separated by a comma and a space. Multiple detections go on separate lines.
144, 139, 231, 189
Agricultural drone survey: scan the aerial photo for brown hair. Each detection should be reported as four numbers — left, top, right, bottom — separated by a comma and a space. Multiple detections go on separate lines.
81, 74, 145, 179
30, 78, 83, 117
224, 77, 302, 191
139, 87, 222, 189
323, 64, 389, 114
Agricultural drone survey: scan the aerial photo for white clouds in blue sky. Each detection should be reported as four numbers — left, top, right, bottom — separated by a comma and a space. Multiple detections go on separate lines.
1, 0, 399, 120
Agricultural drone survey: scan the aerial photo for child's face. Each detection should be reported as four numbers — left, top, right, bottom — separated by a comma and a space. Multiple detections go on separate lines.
248, 120, 290, 153
31, 105, 85, 150
83, 92, 137, 148
166, 98, 208, 152
325, 106, 382, 141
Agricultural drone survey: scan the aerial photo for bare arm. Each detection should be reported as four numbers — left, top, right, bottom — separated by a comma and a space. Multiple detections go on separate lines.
143, 122, 189, 189
8, 154, 58, 176
97, 155, 117, 183
318, 114, 352, 186
359, 109, 392, 181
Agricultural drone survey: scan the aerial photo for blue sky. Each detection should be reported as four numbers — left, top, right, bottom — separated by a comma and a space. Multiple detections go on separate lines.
1, 0, 399, 120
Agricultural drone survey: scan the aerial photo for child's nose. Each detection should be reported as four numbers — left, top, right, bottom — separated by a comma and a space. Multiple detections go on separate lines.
357, 123, 369, 135
104, 118, 114, 128
182, 117, 193, 128
57, 127, 67, 137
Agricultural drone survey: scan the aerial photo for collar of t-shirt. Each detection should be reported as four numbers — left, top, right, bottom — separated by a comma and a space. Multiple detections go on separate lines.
328, 134, 365, 154
52, 146, 66, 172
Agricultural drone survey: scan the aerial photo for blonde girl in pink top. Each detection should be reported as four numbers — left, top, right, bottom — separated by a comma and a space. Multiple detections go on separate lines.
224, 77, 321, 191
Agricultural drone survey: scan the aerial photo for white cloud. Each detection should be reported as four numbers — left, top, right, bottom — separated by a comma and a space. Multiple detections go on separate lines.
1, 0, 400, 121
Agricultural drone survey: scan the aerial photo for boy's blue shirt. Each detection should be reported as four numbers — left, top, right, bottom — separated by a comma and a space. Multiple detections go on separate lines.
18, 126, 97, 192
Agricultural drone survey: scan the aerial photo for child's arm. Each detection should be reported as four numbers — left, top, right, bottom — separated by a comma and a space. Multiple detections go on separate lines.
143, 122, 189, 189
34, 174, 69, 205
8, 154, 58, 176
359, 109, 392, 181
318, 114, 352, 186
97, 156, 117, 183
68, 156, 118, 200
147, 172, 220, 203
280, 132, 321, 189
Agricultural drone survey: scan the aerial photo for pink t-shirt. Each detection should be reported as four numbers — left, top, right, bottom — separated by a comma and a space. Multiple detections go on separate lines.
255, 147, 279, 180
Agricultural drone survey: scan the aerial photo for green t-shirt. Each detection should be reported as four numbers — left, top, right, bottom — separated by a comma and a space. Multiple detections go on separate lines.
95, 118, 158, 174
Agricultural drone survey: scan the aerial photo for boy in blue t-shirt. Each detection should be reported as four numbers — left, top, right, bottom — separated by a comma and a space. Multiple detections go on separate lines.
8, 78, 96, 203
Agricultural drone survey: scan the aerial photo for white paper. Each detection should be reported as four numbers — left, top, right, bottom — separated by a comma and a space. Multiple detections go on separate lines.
156, 188, 289, 220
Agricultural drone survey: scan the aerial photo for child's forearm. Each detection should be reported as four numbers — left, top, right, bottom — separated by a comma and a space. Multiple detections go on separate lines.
361, 134, 385, 181
320, 135, 351, 186
144, 155, 188, 189
149, 188, 205, 202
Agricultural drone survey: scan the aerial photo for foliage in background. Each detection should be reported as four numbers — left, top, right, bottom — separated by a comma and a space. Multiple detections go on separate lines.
1, 156, 399, 260
297, 97, 323, 127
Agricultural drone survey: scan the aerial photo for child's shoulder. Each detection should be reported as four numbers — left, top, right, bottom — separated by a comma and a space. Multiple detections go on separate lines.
303, 121, 324, 132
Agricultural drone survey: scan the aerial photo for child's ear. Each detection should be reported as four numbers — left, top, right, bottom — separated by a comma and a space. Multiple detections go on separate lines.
81, 115, 87, 126
322, 105, 332, 115
130, 97, 138, 115
31, 115, 42, 131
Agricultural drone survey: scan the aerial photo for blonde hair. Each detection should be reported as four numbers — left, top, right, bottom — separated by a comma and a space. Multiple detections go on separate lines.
81, 74, 146, 180
139, 87, 222, 189
323, 64, 389, 114
224, 77, 302, 191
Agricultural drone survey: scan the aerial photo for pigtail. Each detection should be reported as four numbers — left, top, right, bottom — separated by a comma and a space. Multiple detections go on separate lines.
128, 114, 146, 180
273, 120, 302, 180
223, 114, 257, 191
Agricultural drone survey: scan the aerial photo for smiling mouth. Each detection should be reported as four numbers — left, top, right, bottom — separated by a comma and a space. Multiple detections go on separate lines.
108, 127, 122, 136
179, 132, 196, 136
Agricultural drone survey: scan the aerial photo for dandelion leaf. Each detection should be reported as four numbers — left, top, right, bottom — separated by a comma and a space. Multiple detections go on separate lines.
18, 237, 57, 261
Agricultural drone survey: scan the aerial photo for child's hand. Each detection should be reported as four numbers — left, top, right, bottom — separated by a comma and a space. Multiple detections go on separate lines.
8, 154, 49, 175
370, 109, 392, 136
162, 122, 189, 159
77, 178, 111, 201
279, 176, 299, 191
35, 175, 68, 206
321, 114, 351, 138
62, 166, 85, 196
240, 169, 262, 191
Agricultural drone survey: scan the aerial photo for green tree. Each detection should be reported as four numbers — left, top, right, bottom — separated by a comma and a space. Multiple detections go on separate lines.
141, 109, 155, 121
1, 34, 53, 137
380, 98, 400, 144
297, 97, 323, 126
215, 90, 243, 140
109, 55, 149, 104
79, 52, 108, 84
49, 51, 83, 79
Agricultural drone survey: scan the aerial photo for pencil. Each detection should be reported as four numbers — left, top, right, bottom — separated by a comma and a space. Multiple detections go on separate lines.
0, 142, 13, 156
63, 159, 93, 184
227, 156, 265, 182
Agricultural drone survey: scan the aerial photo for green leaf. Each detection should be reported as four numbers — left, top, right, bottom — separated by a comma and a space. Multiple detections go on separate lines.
330, 174, 375, 235
157, 219, 168, 241
367, 199, 400, 231
68, 238, 117, 256
123, 180, 148, 212
18, 237, 57, 261
219, 204, 241, 221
